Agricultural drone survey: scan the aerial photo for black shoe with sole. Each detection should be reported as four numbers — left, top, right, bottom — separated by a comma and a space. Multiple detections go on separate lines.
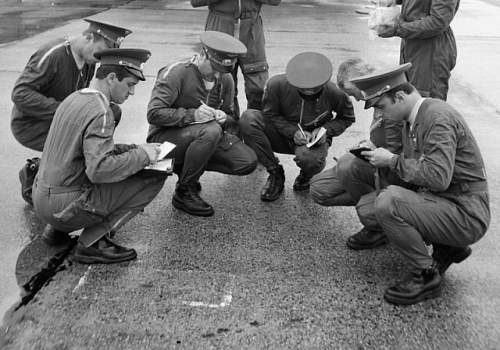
73, 236, 137, 264
346, 227, 388, 250
260, 165, 285, 202
42, 224, 72, 245
432, 243, 472, 275
172, 183, 214, 216
384, 262, 442, 305
293, 171, 312, 191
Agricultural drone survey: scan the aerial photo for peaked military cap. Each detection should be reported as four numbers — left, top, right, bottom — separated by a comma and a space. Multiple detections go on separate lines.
285, 52, 333, 89
351, 62, 412, 109
200, 31, 247, 73
94, 48, 151, 81
84, 19, 132, 48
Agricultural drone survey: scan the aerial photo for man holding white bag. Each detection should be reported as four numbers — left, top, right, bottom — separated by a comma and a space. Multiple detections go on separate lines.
373, 0, 459, 101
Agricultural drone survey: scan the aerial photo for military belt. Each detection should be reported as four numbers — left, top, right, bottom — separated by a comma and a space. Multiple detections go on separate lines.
210, 9, 257, 20
434, 181, 488, 195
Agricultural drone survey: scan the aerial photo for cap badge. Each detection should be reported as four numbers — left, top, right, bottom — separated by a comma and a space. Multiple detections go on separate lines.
118, 60, 141, 71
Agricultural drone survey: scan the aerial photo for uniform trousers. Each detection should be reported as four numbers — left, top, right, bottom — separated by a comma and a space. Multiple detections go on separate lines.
231, 59, 268, 118
240, 109, 328, 175
33, 173, 167, 247
310, 153, 373, 207
148, 121, 257, 185
347, 164, 490, 274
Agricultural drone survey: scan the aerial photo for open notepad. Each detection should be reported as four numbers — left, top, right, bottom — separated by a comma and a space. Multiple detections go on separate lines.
141, 141, 176, 175
306, 127, 327, 148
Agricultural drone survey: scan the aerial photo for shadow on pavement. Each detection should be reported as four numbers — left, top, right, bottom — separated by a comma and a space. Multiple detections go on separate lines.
0, 0, 134, 44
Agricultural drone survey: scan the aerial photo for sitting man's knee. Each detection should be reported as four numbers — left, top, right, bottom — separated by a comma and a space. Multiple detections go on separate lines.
374, 186, 402, 220
240, 109, 261, 123
336, 153, 358, 181
309, 179, 328, 205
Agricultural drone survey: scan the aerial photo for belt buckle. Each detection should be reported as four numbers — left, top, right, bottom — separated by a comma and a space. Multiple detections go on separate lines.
234, 11, 241, 19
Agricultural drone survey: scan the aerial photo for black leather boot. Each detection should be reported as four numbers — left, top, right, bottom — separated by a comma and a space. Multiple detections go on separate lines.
432, 243, 472, 275
73, 236, 137, 264
260, 165, 285, 202
293, 170, 312, 191
384, 262, 442, 305
172, 183, 214, 216
42, 224, 72, 245
346, 227, 388, 250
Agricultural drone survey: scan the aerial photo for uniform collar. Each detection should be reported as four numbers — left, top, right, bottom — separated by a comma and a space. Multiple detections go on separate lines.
407, 98, 426, 130
81, 88, 110, 106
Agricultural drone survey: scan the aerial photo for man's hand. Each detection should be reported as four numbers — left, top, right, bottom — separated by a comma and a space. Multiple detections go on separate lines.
214, 110, 227, 125
364, 147, 394, 167
194, 104, 216, 122
294, 129, 311, 146
139, 143, 161, 164
311, 127, 327, 145
378, 23, 397, 38
355, 139, 376, 149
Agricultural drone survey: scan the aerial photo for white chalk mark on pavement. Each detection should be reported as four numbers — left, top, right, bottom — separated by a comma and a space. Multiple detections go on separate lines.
182, 275, 234, 308
72, 266, 92, 293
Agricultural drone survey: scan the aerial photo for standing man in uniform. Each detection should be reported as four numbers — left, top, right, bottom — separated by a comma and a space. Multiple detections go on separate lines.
11, 19, 132, 205
189, 0, 281, 135
240, 52, 356, 202
33, 48, 167, 264
147, 31, 257, 217
377, 0, 459, 101
346, 63, 489, 304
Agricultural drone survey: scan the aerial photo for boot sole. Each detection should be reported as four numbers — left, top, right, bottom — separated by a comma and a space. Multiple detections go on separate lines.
72, 251, 137, 264
346, 236, 389, 250
172, 198, 214, 217
439, 246, 472, 275
384, 284, 443, 305
260, 186, 284, 202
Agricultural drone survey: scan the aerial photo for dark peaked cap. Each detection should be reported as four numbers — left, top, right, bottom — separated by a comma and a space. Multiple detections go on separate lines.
84, 19, 132, 47
200, 31, 247, 73
94, 48, 151, 81
286, 52, 333, 89
351, 62, 412, 109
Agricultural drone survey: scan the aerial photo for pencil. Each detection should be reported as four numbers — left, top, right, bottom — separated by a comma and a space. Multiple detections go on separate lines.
297, 124, 307, 138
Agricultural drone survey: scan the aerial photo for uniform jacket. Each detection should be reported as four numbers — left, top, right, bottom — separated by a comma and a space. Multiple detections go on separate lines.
394, 98, 487, 191
396, 0, 459, 99
38, 88, 150, 189
147, 58, 235, 140
11, 38, 95, 150
370, 118, 403, 154
190, 0, 281, 73
262, 73, 355, 140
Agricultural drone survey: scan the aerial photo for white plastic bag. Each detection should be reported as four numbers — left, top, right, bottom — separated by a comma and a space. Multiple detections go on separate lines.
368, 5, 401, 41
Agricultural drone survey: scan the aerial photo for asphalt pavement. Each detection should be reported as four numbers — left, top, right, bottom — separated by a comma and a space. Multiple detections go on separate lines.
0, 0, 499, 349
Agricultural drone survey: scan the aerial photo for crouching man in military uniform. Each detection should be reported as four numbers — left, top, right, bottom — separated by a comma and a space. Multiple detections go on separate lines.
33, 48, 167, 264
347, 63, 490, 304
240, 52, 355, 202
146, 31, 257, 217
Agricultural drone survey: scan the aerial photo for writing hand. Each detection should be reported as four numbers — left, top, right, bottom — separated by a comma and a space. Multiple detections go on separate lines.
294, 129, 311, 145
139, 143, 161, 164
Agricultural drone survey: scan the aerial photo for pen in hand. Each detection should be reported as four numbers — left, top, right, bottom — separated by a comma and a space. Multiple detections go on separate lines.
297, 124, 307, 138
